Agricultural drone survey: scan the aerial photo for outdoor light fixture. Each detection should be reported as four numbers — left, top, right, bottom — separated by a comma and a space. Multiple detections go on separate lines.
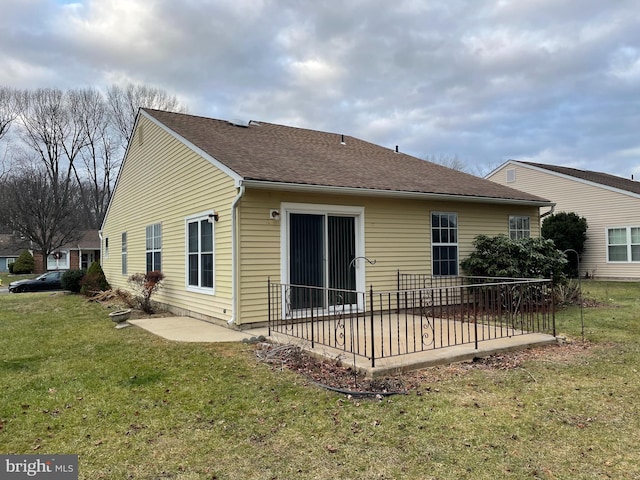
270, 209, 280, 220
208, 211, 219, 223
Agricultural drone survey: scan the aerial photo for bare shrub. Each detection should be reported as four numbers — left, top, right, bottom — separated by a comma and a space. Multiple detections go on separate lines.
127, 271, 165, 314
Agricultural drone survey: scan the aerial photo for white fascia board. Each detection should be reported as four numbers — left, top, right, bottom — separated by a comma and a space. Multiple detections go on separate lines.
240, 179, 553, 207
509, 161, 640, 201
141, 110, 244, 186
484, 159, 520, 179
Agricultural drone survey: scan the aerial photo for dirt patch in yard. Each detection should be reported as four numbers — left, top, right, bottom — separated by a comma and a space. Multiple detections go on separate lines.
254, 339, 594, 396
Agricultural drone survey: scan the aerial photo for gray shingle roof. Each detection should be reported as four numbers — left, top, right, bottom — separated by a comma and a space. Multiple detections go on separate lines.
143, 109, 550, 204
58, 230, 100, 250
519, 161, 640, 196
0, 234, 28, 256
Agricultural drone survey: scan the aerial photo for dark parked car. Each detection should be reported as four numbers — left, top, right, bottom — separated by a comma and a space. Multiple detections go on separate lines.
8, 271, 65, 293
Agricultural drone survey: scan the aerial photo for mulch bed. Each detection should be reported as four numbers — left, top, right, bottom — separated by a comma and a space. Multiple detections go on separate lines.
254, 339, 593, 396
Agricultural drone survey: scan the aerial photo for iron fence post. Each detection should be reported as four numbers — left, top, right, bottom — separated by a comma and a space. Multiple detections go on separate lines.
370, 285, 375, 368
311, 290, 315, 349
267, 277, 271, 336
473, 286, 479, 350
551, 275, 556, 337
396, 270, 400, 313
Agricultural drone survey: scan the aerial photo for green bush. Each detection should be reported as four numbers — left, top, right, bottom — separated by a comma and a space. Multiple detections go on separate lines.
12, 250, 34, 274
80, 261, 110, 296
542, 212, 588, 277
8, 262, 14, 274
460, 234, 568, 284
61, 269, 86, 293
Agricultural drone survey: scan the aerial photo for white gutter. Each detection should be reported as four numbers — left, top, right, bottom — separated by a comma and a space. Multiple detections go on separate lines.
228, 183, 246, 325
540, 204, 556, 218
240, 179, 552, 207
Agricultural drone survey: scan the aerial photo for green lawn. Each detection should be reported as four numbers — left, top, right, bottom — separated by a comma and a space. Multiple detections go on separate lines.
0, 272, 36, 288
1, 282, 640, 479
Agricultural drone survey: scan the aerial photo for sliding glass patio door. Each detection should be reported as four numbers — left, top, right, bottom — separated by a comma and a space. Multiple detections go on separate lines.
289, 212, 357, 311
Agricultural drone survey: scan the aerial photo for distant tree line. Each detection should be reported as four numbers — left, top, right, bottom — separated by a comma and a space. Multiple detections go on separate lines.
423, 153, 499, 177
0, 84, 187, 263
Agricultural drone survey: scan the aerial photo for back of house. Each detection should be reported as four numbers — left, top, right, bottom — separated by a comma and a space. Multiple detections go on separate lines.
101, 110, 552, 327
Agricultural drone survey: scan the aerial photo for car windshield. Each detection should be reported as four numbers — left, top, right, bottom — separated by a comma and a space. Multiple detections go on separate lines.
36, 273, 49, 280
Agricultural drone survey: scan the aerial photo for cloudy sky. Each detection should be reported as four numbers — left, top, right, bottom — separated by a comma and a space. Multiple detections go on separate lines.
2, 0, 639, 177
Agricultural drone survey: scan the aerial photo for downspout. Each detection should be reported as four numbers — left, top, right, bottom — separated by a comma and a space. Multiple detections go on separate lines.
228, 183, 246, 325
540, 203, 555, 219
98, 230, 105, 270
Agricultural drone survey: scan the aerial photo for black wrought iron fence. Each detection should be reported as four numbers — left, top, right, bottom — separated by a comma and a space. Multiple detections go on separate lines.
268, 275, 555, 368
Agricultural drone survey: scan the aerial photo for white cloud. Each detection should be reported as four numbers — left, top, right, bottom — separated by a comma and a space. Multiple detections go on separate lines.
608, 47, 640, 81
0, 55, 58, 87
58, 1, 167, 58
287, 58, 344, 91
0, 0, 638, 177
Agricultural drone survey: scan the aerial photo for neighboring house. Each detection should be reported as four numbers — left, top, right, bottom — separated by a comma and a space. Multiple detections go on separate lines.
487, 160, 640, 280
0, 234, 29, 272
32, 230, 101, 273
101, 109, 552, 327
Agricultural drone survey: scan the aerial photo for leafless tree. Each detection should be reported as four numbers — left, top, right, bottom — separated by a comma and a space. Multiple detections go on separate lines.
477, 160, 503, 178
70, 88, 119, 228
0, 86, 19, 141
3, 84, 186, 236
10, 88, 89, 248
423, 154, 496, 178
16, 88, 88, 196
424, 154, 469, 172
106, 83, 187, 149
0, 86, 20, 180
0, 166, 84, 260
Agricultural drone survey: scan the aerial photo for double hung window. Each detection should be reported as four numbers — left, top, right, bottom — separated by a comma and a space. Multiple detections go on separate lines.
432, 212, 458, 276
146, 223, 162, 272
121, 232, 127, 275
187, 216, 214, 291
607, 227, 640, 262
509, 216, 530, 240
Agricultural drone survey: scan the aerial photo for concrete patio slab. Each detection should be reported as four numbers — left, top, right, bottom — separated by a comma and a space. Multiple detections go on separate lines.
126, 315, 557, 378
268, 330, 557, 378
127, 317, 268, 343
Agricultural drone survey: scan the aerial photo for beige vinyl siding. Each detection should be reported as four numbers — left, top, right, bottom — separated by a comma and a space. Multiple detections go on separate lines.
235, 189, 540, 325
102, 115, 238, 321
489, 163, 640, 279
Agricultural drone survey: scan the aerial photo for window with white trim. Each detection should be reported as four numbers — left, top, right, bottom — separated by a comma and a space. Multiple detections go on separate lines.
281, 202, 365, 313
47, 250, 69, 270
121, 232, 127, 275
186, 216, 214, 291
432, 212, 458, 276
146, 223, 162, 272
509, 215, 530, 240
607, 227, 640, 262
